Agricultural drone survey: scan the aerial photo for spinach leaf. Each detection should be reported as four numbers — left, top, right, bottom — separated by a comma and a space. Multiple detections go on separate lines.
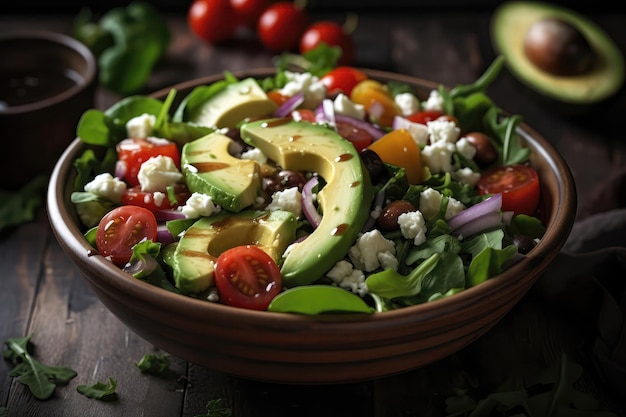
76, 378, 117, 400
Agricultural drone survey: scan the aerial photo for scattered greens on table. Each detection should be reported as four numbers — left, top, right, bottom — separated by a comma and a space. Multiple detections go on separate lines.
73, 1, 171, 95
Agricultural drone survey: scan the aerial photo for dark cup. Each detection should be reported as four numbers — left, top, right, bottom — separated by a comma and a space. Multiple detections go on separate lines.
0, 30, 97, 190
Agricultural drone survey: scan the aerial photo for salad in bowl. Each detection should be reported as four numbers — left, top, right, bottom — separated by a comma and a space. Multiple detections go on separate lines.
69, 52, 547, 315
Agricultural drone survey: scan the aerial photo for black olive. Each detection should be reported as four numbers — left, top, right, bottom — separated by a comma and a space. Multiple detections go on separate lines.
360, 148, 385, 184
513, 235, 537, 255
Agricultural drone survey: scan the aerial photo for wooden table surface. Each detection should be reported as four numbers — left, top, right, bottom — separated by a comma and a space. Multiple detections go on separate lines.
1, 6, 625, 417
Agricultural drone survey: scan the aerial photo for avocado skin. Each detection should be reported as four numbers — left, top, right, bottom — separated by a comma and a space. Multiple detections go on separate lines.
491, 1, 624, 105
165, 210, 297, 294
240, 119, 374, 287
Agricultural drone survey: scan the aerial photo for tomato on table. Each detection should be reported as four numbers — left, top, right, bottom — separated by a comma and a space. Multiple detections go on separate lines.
214, 245, 282, 311
477, 164, 540, 216
320, 66, 367, 96
299, 21, 355, 66
230, 0, 273, 28
122, 183, 191, 212
188, 0, 237, 44
116, 137, 180, 187
257, 2, 309, 52
95, 206, 158, 266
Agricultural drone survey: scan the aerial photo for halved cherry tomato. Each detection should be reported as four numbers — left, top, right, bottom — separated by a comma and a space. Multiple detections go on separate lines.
290, 109, 316, 122
116, 138, 180, 187
214, 245, 282, 311
267, 90, 290, 107
406, 110, 444, 125
336, 121, 373, 152
350, 79, 400, 127
367, 129, 422, 184
96, 206, 158, 266
477, 164, 540, 216
320, 66, 367, 96
122, 183, 191, 212
299, 21, 355, 66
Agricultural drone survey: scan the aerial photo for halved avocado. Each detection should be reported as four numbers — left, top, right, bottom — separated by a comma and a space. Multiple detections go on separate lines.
165, 210, 297, 294
491, 1, 624, 104
241, 119, 374, 287
181, 131, 261, 212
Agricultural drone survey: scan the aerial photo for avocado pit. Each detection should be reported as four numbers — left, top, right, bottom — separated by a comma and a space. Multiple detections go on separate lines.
523, 17, 596, 76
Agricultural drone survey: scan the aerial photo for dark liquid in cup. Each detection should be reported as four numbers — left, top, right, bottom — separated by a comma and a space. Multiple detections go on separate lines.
0, 69, 82, 109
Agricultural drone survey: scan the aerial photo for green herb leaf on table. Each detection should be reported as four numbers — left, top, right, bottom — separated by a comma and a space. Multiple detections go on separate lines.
0, 175, 48, 233
135, 353, 171, 374
2, 334, 77, 401
195, 399, 232, 417
76, 378, 117, 400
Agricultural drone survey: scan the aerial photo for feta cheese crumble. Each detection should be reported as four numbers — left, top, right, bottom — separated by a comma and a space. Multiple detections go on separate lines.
349, 229, 398, 272
279, 71, 327, 109
84, 173, 127, 203
137, 155, 183, 193
126, 113, 156, 139
181, 192, 221, 218
266, 187, 302, 218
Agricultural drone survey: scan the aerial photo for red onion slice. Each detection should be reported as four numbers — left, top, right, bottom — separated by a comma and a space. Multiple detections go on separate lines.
452, 211, 503, 239
447, 193, 502, 231
334, 114, 385, 141
154, 208, 186, 222
157, 223, 176, 245
274, 92, 304, 118
302, 176, 322, 228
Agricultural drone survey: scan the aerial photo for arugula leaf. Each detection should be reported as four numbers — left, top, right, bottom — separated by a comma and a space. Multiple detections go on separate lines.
195, 399, 232, 417
135, 353, 170, 374
76, 378, 117, 400
0, 175, 48, 233
3, 334, 77, 400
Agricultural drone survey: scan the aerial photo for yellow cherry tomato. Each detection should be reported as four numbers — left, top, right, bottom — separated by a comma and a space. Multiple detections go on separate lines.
367, 129, 422, 184
350, 79, 400, 128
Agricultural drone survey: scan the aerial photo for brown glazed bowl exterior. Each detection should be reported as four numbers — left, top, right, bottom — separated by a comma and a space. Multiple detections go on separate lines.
0, 30, 97, 190
47, 68, 577, 384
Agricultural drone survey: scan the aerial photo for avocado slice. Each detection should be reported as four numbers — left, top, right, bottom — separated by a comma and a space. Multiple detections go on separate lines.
241, 119, 374, 287
491, 1, 624, 104
181, 131, 261, 212
165, 210, 297, 294
187, 77, 277, 128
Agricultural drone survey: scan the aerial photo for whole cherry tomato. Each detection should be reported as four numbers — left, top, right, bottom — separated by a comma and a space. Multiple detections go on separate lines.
477, 164, 540, 216
299, 21, 355, 66
230, 0, 273, 29
257, 2, 309, 52
320, 66, 367, 96
188, 0, 237, 44
214, 245, 283, 310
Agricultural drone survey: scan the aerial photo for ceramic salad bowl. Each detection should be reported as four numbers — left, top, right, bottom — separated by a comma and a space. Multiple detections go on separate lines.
47, 66, 576, 384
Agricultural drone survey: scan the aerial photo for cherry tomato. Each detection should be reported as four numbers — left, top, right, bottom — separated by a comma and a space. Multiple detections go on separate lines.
350, 79, 401, 127
477, 164, 540, 216
188, 0, 237, 44
230, 0, 273, 28
367, 129, 422, 184
116, 138, 180, 187
267, 90, 290, 106
320, 66, 367, 96
299, 21, 355, 66
122, 184, 191, 212
214, 245, 282, 310
96, 206, 158, 266
257, 2, 309, 52
406, 110, 444, 125
290, 109, 316, 122
336, 121, 373, 152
